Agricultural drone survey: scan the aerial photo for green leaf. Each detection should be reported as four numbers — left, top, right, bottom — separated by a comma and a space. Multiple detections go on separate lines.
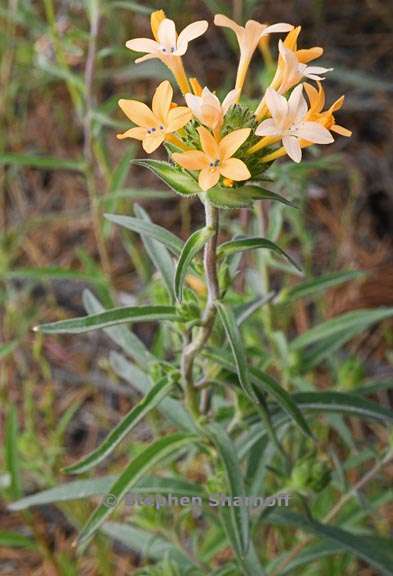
35, 305, 183, 334
297, 327, 360, 372
267, 541, 345, 575
3, 267, 104, 284
270, 511, 393, 576
175, 227, 213, 302
214, 302, 257, 402
134, 204, 176, 300
235, 293, 276, 326
110, 352, 196, 432
78, 433, 196, 546
218, 236, 301, 272
251, 367, 312, 438
83, 290, 154, 366
9, 475, 203, 511
64, 378, 174, 474
207, 183, 295, 210
290, 308, 393, 351
101, 522, 197, 570
206, 423, 249, 558
104, 213, 183, 256
134, 159, 201, 196
0, 153, 85, 171
0, 531, 36, 549
280, 270, 366, 303
292, 391, 393, 423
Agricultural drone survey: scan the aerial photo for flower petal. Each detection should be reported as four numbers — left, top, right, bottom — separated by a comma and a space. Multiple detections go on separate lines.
142, 134, 165, 153
214, 14, 244, 37
126, 38, 161, 54
177, 20, 208, 55
157, 18, 177, 49
218, 128, 251, 160
166, 106, 192, 132
297, 47, 323, 64
220, 158, 250, 181
116, 126, 146, 140
283, 134, 302, 162
172, 151, 208, 170
265, 87, 288, 124
296, 121, 334, 144
222, 88, 240, 114
199, 167, 220, 191
118, 99, 157, 127
198, 126, 220, 159
152, 80, 173, 122
288, 84, 308, 123
262, 23, 293, 36
331, 124, 352, 137
255, 118, 280, 136
135, 53, 159, 64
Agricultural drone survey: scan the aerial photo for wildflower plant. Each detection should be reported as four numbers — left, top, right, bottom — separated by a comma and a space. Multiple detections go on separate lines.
14, 8, 393, 576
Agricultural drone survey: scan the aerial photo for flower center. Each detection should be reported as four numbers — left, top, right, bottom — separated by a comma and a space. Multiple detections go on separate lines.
209, 159, 220, 168
147, 125, 165, 135
161, 46, 176, 54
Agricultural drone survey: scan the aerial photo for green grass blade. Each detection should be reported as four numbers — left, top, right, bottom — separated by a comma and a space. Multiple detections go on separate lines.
0, 531, 36, 549
77, 433, 196, 546
5, 406, 22, 500
175, 227, 213, 302
64, 377, 173, 474
0, 153, 85, 171
35, 305, 183, 334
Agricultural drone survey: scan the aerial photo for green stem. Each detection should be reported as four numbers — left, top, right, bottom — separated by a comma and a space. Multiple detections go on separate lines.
181, 200, 219, 418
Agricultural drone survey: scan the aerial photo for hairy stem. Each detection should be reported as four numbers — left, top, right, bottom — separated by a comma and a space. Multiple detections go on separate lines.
181, 201, 219, 418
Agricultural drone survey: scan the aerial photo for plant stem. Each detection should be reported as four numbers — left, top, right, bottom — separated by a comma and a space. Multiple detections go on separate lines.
181, 200, 219, 418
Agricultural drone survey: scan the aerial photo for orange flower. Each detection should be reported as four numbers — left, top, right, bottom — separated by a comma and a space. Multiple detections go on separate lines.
117, 81, 192, 153
173, 126, 251, 191
304, 82, 352, 137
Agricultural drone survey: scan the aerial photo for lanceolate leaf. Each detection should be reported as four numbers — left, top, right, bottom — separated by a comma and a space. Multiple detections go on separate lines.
251, 367, 312, 438
207, 184, 295, 210
35, 305, 183, 334
101, 522, 198, 570
109, 352, 196, 432
292, 391, 393, 423
175, 227, 213, 302
206, 423, 250, 558
83, 290, 154, 366
214, 302, 257, 402
218, 237, 301, 272
134, 159, 201, 196
9, 475, 203, 511
133, 204, 176, 299
290, 307, 393, 351
280, 270, 365, 303
104, 213, 183, 255
78, 433, 196, 546
64, 378, 174, 474
270, 511, 393, 576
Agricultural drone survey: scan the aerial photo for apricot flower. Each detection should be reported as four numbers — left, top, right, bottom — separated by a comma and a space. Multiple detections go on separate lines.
255, 85, 333, 163
214, 15, 293, 95
185, 87, 239, 131
117, 80, 192, 153
173, 126, 251, 191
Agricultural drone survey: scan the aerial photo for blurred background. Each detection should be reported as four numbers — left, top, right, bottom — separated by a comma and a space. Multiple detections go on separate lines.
1, 0, 393, 574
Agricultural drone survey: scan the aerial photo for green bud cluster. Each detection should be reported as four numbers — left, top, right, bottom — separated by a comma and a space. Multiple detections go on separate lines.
290, 455, 331, 494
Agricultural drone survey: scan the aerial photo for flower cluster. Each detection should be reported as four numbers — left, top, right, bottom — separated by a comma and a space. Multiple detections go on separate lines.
118, 10, 351, 192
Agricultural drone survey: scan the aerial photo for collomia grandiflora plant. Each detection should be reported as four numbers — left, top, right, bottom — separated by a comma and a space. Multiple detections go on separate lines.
18, 9, 393, 576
